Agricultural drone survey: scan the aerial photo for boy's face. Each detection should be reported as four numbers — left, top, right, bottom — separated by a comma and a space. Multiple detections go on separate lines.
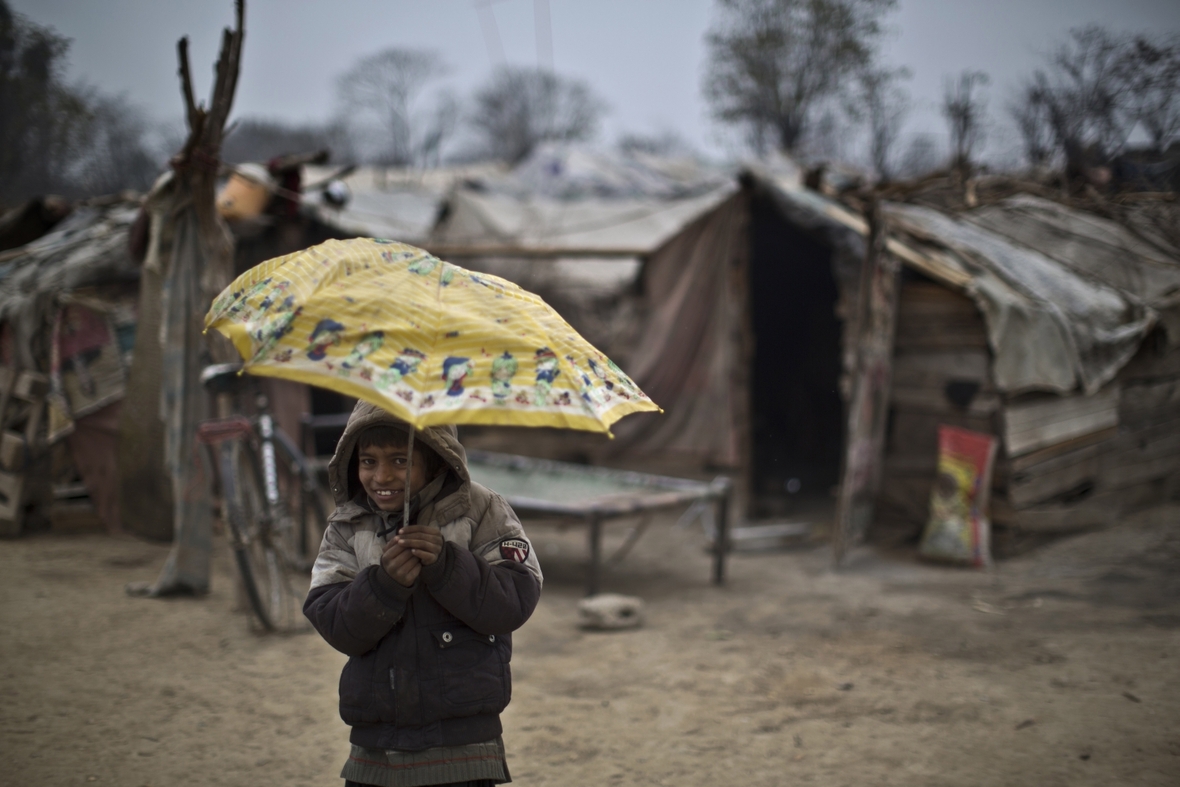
357, 441, 430, 512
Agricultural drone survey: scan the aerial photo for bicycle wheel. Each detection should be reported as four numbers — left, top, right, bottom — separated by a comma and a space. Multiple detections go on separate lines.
270, 429, 330, 569
219, 438, 287, 631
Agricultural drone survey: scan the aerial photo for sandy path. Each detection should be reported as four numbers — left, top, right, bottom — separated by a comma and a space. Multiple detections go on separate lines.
2, 505, 1178, 786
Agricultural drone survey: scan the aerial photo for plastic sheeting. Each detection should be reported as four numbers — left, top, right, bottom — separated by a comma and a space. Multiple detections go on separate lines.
963, 195, 1180, 345
884, 202, 1160, 394
301, 164, 503, 244
432, 185, 736, 253
492, 143, 730, 201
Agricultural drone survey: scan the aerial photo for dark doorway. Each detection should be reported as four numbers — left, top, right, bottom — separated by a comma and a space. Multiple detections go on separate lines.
747, 194, 845, 518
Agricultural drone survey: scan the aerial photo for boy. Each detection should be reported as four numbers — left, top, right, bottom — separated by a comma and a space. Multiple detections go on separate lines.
304, 400, 543, 787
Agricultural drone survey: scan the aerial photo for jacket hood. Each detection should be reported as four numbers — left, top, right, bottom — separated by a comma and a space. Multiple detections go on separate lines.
327, 400, 471, 513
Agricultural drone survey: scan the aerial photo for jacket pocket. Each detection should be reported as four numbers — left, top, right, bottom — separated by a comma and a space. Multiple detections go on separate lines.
431, 626, 506, 711
338, 652, 379, 722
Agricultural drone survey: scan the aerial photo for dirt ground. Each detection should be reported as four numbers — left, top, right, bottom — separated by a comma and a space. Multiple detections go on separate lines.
2, 504, 1179, 787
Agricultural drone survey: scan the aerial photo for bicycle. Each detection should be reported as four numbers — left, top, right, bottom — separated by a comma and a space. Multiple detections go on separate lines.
197, 363, 330, 631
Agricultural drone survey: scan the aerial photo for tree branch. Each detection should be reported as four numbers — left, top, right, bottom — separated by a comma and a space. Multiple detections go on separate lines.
177, 36, 198, 130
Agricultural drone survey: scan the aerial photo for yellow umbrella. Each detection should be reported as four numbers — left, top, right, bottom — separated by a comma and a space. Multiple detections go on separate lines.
205, 237, 659, 435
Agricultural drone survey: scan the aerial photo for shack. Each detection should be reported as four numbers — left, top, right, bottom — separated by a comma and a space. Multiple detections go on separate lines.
428, 158, 1180, 543
0, 196, 142, 535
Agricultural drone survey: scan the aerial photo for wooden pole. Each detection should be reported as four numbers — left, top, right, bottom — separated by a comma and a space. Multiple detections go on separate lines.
832, 197, 901, 567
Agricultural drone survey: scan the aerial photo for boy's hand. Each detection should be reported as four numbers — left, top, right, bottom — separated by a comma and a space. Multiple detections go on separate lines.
395, 525, 444, 566
381, 540, 421, 587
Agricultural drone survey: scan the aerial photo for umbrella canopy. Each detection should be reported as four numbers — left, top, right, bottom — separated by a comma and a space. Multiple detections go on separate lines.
205, 238, 658, 434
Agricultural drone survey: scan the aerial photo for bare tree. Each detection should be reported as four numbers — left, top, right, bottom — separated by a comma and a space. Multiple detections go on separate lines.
468, 67, 605, 164
897, 133, 942, 179
1118, 34, 1180, 152
1009, 28, 1179, 176
852, 66, 909, 180
0, 2, 85, 203
68, 91, 159, 195
416, 91, 460, 168
703, 0, 896, 155
941, 70, 989, 174
336, 48, 452, 167
1008, 83, 1056, 169
1029, 27, 1133, 172
0, 2, 162, 204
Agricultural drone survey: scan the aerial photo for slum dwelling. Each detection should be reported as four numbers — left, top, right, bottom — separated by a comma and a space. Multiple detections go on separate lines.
426, 157, 1180, 544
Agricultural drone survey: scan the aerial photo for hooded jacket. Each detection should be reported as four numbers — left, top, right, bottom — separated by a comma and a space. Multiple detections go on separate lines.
303, 400, 543, 751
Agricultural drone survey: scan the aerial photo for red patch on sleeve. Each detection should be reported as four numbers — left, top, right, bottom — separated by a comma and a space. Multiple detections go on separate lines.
499, 538, 530, 563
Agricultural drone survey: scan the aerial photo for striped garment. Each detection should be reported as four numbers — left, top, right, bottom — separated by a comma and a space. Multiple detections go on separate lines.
341, 738, 509, 787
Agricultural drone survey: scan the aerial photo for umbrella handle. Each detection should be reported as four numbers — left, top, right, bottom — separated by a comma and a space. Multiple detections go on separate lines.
403, 428, 415, 529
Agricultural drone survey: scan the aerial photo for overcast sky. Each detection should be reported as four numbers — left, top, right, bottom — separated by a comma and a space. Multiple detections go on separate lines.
12, 0, 1180, 163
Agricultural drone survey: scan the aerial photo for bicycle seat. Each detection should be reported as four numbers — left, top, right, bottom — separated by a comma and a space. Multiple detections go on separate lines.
200, 363, 250, 394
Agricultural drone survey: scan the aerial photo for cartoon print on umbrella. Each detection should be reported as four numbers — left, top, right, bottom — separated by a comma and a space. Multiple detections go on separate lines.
442, 356, 473, 397
339, 331, 385, 377
251, 305, 302, 363
588, 358, 614, 391
408, 256, 439, 276
608, 359, 640, 397
379, 247, 418, 263
308, 319, 346, 361
376, 348, 426, 391
209, 276, 271, 323
490, 351, 518, 402
566, 354, 604, 407
534, 347, 560, 406
257, 280, 292, 313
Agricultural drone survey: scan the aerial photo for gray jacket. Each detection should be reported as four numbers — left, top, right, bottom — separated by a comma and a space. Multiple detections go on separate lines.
303, 400, 543, 750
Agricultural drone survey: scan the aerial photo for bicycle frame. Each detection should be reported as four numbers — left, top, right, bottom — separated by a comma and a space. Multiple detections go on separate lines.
198, 402, 326, 559
197, 365, 329, 631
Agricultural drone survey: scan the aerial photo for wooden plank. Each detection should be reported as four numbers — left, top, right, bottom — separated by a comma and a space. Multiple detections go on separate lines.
1007, 421, 1180, 508
1106, 453, 1180, 490
885, 239, 974, 290
22, 398, 43, 445
1119, 344, 1180, 382
1009, 426, 1119, 472
12, 371, 48, 402
1121, 377, 1180, 413
1003, 386, 1120, 457
1008, 450, 1105, 508
893, 290, 990, 349
875, 473, 934, 524
992, 493, 1120, 533
887, 410, 994, 458
0, 430, 24, 472
1103, 430, 1180, 489
834, 202, 901, 566
890, 386, 1000, 416
893, 329, 989, 351
897, 280, 978, 309
882, 451, 939, 475
891, 350, 992, 390
1120, 402, 1180, 432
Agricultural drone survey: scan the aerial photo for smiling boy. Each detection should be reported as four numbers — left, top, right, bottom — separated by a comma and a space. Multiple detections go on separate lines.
304, 400, 542, 787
